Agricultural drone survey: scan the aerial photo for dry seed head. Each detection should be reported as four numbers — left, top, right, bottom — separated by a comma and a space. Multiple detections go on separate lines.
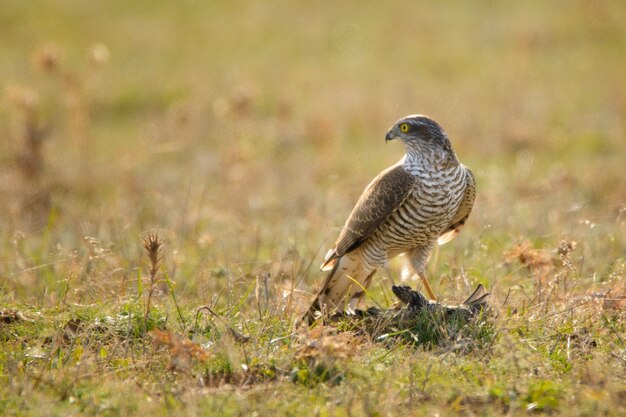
556, 240, 577, 257
34, 44, 62, 73
143, 231, 164, 273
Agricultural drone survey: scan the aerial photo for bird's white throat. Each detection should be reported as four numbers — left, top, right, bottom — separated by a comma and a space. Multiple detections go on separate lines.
401, 148, 455, 176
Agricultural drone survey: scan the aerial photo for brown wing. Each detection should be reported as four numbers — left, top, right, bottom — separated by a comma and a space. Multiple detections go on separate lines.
321, 161, 415, 269
437, 165, 476, 245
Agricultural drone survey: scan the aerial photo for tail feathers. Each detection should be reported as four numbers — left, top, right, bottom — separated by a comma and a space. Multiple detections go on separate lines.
462, 284, 489, 306
320, 249, 338, 271
305, 252, 376, 323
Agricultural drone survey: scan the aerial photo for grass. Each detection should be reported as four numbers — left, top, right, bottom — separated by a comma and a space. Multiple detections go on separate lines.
1, 0, 625, 415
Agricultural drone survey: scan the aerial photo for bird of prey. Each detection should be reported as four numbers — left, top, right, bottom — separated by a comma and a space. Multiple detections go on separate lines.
306, 115, 475, 321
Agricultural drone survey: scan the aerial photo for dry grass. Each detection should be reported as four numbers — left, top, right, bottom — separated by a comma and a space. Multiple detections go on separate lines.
1, 1, 625, 416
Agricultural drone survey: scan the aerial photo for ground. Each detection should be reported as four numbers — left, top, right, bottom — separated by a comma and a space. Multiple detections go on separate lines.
0, 1, 625, 416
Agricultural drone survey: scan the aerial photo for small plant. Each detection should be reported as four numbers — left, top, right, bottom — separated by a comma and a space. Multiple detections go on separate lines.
142, 231, 164, 334
6, 85, 52, 229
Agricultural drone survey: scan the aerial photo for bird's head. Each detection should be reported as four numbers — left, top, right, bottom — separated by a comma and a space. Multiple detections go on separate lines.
385, 115, 454, 158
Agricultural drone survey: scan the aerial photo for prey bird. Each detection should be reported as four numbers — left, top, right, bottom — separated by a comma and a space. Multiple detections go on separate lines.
306, 115, 475, 322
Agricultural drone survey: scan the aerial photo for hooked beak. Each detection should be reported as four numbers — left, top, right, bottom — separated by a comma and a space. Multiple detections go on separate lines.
385, 128, 397, 142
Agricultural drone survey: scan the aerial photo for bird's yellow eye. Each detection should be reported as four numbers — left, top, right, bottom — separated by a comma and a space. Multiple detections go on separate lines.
400, 123, 409, 133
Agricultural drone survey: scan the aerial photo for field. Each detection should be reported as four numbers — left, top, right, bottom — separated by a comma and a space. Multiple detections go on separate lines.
1, 1, 625, 416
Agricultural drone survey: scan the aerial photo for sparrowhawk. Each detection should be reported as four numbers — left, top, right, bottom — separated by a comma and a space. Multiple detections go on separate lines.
306, 115, 476, 321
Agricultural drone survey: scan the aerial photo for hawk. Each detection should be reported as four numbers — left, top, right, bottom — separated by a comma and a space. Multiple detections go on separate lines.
306, 115, 476, 322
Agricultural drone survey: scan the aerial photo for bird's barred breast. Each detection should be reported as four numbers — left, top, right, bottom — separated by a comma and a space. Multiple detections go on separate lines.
363, 165, 467, 263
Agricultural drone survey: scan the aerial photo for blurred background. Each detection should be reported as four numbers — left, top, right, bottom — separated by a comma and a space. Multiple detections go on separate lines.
1, 0, 624, 307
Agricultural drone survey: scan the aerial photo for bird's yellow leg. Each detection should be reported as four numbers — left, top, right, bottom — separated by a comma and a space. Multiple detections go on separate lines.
408, 246, 438, 301
420, 274, 437, 301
